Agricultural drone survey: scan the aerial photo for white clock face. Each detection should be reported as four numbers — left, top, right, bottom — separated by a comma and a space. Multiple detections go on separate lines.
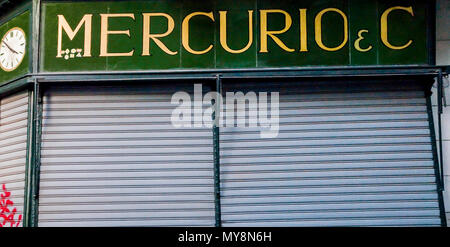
0, 27, 26, 72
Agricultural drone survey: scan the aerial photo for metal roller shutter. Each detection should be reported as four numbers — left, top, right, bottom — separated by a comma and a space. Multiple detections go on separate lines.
0, 91, 29, 227
220, 80, 443, 227
38, 84, 215, 227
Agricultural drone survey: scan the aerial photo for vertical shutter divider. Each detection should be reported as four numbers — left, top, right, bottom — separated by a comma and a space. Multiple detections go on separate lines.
214, 75, 222, 227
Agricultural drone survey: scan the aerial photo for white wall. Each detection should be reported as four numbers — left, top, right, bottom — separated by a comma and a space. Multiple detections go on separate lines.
434, 0, 450, 225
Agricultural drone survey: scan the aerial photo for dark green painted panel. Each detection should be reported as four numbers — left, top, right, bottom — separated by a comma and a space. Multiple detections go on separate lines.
377, 0, 428, 65
349, 0, 378, 65
41, 2, 106, 71
107, 1, 182, 70
40, 0, 431, 72
0, 11, 30, 85
215, 0, 256, 68
180, 0, 215, 68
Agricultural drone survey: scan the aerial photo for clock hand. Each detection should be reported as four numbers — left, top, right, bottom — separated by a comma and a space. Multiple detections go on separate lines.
1, 41, 19, 54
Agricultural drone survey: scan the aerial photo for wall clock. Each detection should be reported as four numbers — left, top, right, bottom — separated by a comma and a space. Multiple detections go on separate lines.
0, 27, 26, 72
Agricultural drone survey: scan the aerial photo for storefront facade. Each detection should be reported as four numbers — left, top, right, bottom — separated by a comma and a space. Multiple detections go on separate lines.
0, 0, 448, 227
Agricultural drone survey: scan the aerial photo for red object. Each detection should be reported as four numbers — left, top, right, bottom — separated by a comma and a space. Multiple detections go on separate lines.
0, 184, 23, 227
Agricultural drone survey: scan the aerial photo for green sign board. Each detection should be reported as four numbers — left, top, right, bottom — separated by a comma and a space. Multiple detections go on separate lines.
41, 0, 432, 72
0, 10, 30, 85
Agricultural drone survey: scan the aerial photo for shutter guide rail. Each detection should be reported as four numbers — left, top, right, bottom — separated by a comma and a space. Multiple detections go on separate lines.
437, 69, 445, 190
214, 74, 222, 227
429, 70, 448, 226
29, 80, 42, 227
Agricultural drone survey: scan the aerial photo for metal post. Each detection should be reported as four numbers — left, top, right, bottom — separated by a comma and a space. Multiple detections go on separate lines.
30, 80, 42, 227
22, 0, 42, 228
426, 88, 447, 226
23, 87, 34, 227
437, 70, 445, 189
213, 75, 222, 227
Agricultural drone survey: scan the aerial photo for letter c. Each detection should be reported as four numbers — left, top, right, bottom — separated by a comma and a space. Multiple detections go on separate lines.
182, 12, 215, 55
381, 6, 414, 50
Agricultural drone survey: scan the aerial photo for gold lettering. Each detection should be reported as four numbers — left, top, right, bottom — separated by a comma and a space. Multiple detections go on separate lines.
142, 13, 177, 56
354, 29, 372, 52
100, 13, 135, 57
260, 10, 294, 53
300, 9, 307, 52
57, 14, 92, 58
381, 6, 414, 50
219, 10, 253, 54
182, 12, 215, 55
315, 8, 348, 52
